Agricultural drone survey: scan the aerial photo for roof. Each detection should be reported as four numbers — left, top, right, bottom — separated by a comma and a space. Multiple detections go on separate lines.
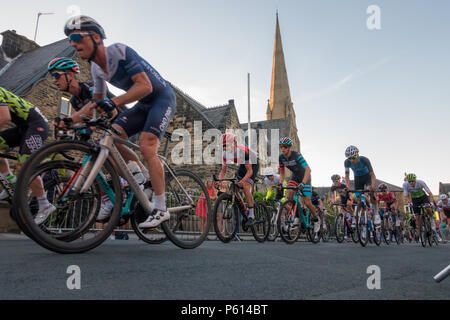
0, 47, 8, 70
439, 183, 450, 195
202, 104, 233, 129
241, 118, 290, 138
0, 39, 75, 95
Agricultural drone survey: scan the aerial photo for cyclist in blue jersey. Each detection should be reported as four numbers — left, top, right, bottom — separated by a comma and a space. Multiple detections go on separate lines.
278, 137, 320, 231
344, 146, 377, 206
64, 16, 176, 228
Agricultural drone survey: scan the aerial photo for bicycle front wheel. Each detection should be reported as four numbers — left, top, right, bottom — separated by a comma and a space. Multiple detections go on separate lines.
212, 193, 238, 243
335, 214, 345, 243
162, 169, 211, 249
251, 201, 270, 243
278, 200, 300, 244
14, 141, 122, 254
266, 206, 279, 241
356, 204, 369, 247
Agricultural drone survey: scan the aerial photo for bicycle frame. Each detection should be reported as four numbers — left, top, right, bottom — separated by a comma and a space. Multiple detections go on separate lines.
63, 130, 194, 216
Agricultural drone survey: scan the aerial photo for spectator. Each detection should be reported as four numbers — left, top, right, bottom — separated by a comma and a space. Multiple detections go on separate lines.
196, 178, 217, 234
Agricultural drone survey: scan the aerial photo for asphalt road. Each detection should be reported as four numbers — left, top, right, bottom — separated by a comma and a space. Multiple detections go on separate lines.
0, 234, 449, 300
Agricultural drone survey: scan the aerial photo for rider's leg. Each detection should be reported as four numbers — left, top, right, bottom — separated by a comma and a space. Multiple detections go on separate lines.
242, 181, 254, 219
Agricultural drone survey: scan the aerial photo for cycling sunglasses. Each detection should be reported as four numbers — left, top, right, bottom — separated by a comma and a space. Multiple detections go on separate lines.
68, 33, 93, 43
51, 72, 69, 79
348, 155, 358, 161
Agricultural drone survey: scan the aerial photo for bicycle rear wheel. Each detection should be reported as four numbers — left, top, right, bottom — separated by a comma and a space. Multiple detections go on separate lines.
162, 169, 211, 249
14, 141, 122, 254
278, 200, 301, 244
251, 201, 270, 243
212, 193, 238, 243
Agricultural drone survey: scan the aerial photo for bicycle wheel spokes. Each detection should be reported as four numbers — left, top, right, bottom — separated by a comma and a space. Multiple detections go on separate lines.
335, 214, 345, 243
356, 207, 369, 247
212, 193, 238, 243
278, 200, 300, 244
14, 141, 122, 254
163, 169, 211, 249
251, 201, 270, 243
267, 207, 279, 241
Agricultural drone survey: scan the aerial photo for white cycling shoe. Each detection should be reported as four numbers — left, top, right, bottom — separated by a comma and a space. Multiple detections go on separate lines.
139, 209, 170, 229
0, 189, 9, 201
34, 204, 57, 225
96, 203, 114, 222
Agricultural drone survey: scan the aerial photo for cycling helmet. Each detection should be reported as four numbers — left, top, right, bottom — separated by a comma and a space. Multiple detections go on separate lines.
264, 167, 274, 176
64, 15, 106, 39
406, 173, 416, 182
440, 194, 448, 201
331, 174, 341, 182
279, 137, 293, 147
221, 133, 236, 145
48, 58, 80, 73
345, 146, 359, 159
378, 183, 388, 192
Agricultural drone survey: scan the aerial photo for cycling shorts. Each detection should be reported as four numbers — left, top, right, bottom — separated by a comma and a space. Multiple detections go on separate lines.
288, 177, 312, 197
354, 173, 372, 197
114, 89, 176, 140
411, 195, 431, 215
0, 109, 49, 163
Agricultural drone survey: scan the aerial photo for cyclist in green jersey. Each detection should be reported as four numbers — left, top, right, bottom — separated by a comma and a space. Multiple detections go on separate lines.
0, 87, 55, 223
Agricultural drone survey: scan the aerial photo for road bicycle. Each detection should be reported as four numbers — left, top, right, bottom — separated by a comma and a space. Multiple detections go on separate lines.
410, 203, 439, 247
351, 190, 381, 247
212, 176, 270, 243
263, 197, 281, 241
333, 203, 358, 243
277, 186, 320, 244
14, 115, 211, 254
378, 205, 403, 245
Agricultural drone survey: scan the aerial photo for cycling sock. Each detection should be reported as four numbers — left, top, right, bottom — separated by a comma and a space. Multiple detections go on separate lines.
248, 207, 255, 219
153, 194, 167, 211
37, 196, 50, 209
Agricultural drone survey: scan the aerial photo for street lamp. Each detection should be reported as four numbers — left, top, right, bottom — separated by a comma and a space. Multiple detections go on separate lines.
34, 12, 55, 42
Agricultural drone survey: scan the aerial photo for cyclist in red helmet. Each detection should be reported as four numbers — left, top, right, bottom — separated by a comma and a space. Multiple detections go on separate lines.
218, 132, 259, 228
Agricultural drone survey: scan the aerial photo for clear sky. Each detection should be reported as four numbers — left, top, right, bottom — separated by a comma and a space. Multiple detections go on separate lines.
1, 0, 449, 194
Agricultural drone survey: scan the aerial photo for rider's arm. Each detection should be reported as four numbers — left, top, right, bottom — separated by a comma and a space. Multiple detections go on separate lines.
111, 72, 153, 107
302, 166, 311, 185
0, 105, 11, 127
370, 172, 377, 191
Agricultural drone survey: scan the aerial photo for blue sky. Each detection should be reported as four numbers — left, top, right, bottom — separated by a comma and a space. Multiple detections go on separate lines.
1, 0, 449, 194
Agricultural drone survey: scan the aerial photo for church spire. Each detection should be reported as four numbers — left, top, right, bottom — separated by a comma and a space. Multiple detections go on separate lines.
267, 12, 293, 120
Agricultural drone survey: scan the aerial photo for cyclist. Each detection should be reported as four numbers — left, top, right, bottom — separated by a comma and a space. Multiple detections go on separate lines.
0, 87, 56, 223
278, 137, 320, 232
47, 57, 135, 222
330, 174, 354, 239
48, 57, 126, 124
437, 194, 450, 239
263, 167, 284, 206
218, 132, 259, 228
403, 173, 438, 241
64, 15, 176, 228
377, 183, 402, 240
344, 146, 377, 206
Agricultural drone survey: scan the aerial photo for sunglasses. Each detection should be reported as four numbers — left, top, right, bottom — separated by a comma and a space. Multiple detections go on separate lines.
51, 72, 69, 79
348, 155, 358, 161
280, 146, 289, 150
68, 33, 93, 43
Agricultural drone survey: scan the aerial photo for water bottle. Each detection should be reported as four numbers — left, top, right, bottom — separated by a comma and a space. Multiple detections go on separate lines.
127, 161, 146, 185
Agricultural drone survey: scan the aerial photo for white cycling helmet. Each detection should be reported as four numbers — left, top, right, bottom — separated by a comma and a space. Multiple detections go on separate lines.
264, 167, 274, 176
345, 145, 359, 159
440, 194, 448, 201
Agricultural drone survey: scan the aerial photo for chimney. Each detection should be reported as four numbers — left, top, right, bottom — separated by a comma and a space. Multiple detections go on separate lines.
1, 30, 40, 60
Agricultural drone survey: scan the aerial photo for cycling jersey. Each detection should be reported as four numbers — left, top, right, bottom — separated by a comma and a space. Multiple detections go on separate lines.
279, 151, 309, 179
70, 82, 124, 113
222, 145, 259, 183
0, 87, 49, 163
331, 182, 350, 202
90, 43, 176, 140
403, 180, 431, 199
0, 87, 48, 126
377, 192, 396, 207
344, 156, 373, 177
438, 200, 450, 218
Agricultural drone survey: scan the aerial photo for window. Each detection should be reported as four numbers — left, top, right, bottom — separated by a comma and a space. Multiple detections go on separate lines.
60, 96, 71, 116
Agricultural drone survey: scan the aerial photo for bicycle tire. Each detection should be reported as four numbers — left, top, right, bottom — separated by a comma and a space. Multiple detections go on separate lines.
356, 204, 368, 247
212, 193, 238, 243
335, 214, 345, 243
278, 200, 300, 244
321, 216, 331, 242
419, 215, 427, 247
162, 169, 211, 249
251, 201, 270, 243
14, 140, 122, 254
